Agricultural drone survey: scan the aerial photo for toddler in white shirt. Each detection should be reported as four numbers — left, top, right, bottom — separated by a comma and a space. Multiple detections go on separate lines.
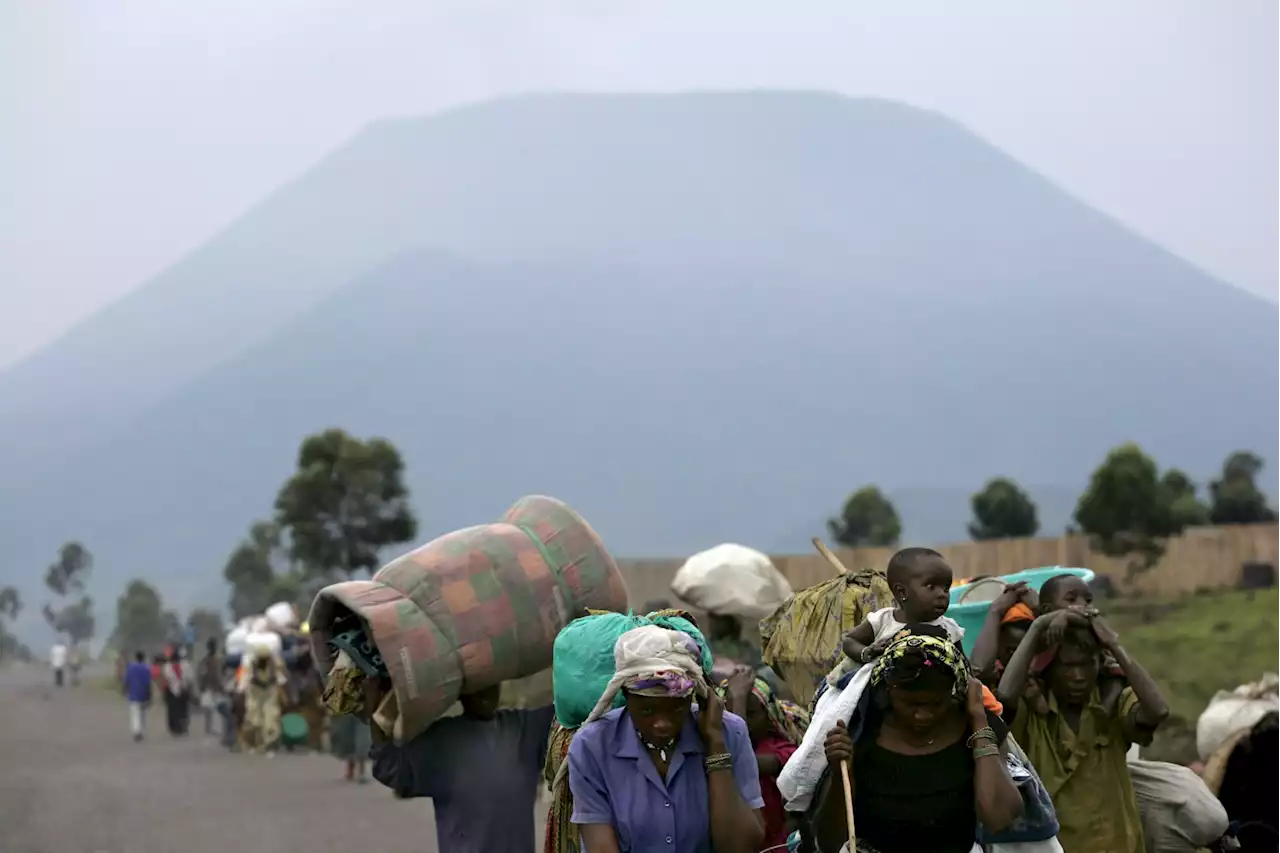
827, 547, 964, 686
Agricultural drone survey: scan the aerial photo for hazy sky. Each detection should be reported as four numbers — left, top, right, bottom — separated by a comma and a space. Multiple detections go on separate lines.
2, 1, 1275, 370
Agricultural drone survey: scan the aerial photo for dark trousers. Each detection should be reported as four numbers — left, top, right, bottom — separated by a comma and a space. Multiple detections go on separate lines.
54, 668, 64, 687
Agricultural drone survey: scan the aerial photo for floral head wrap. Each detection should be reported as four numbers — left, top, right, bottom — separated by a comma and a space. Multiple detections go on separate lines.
717, 675, 810, 745
868, 630, 969, 702
624, 671, 698, 698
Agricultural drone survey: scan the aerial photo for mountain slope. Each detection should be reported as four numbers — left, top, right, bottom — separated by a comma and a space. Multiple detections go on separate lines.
2, 90, 1263, 480
7, 249, 1275, 612
0, 90, 1274, 619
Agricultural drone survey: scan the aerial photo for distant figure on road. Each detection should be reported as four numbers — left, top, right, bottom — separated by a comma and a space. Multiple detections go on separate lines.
50, 641, 68, 687
160, 645, 193, 736
197, 638, 224, 739
241, 647, 284, 755
367, 681, 553, 853
123, 651, 153, 742
68, 644, 82, 686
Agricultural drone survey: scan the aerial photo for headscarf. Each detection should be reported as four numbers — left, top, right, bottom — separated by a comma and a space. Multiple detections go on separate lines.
624, 671, 697, 698
554, 626, 710, 793
868, 631, 969, 702
718, 675, 810, 746
1002, 602, 1036, 625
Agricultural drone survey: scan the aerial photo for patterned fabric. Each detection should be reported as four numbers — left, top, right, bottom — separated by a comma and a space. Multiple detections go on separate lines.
308, 495, 629, 742
868, 632, 969, 701
760, 569, 894, 709
542, 722, 578, 853
716, 675, 810, 746
624, 671, 696, 698
321, 658, 367, 716
327, 628, 387, 676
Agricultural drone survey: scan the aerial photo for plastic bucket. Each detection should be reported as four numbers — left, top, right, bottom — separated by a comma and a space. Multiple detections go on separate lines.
948, 566, 1095, 654
281, 713, 309, 745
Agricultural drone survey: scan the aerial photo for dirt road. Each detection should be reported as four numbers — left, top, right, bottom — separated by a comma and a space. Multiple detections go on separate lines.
0, 664, 547, 853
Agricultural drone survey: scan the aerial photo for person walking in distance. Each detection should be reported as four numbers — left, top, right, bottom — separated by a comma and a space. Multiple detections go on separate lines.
123, 651, 154, 742
50, 640, 68, 688
197, 638, 225, 739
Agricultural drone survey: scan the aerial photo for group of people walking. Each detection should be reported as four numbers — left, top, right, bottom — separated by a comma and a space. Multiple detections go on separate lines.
338, 548, 1259, 853
117, 637, 334, 760
119, 645, 200, 739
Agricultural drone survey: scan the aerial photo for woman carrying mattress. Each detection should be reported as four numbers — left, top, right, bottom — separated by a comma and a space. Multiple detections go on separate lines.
566, 624, 766, 853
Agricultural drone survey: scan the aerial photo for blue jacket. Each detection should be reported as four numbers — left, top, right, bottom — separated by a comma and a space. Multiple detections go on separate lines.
123, 661, 152, 703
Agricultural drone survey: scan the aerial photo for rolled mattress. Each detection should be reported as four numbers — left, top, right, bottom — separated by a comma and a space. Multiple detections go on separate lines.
309, 495, 629, 742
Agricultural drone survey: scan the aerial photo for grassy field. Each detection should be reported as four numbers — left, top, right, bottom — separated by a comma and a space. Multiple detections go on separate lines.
1105, 586, 1278, 762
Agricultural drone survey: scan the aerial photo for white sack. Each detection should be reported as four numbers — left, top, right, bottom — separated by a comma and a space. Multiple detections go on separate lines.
1126, 758, 1228, 852
224, 625, 249, 656
671, 543, 793, 621
1195, 672, 1278, 761
265, 601, 298, 630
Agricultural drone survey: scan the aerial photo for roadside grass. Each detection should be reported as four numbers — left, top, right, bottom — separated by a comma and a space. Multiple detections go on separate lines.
1105, 587, 1278, 762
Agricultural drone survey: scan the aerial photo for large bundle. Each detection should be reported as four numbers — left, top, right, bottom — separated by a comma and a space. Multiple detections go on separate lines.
309, 495, 629, 743
671, 543, 793, 621
1126, 758, 1228, 853
761, 565, 893, 708
552, 609, 714, 729
1195, 672, 1277, 761
265, 601, 299, 630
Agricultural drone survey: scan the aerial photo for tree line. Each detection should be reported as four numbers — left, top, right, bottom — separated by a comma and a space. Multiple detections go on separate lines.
828, 445, 1276, 572
0, 427, 417, 664
5, 436, 1271, 664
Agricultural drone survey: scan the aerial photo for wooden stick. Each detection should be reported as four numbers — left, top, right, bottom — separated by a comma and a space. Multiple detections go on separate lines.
812, 537, 851, 576
839, 758, 857, 850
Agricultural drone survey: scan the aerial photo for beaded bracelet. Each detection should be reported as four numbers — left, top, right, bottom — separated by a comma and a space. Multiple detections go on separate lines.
705, 752, 734, 772
966, 726, 997, 748
972, 745, 1001, 759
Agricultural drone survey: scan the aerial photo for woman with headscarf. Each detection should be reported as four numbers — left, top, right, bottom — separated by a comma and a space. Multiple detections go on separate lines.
808, 631, 1024, 853
567, 625, 766, 853
720, 666, 809, 850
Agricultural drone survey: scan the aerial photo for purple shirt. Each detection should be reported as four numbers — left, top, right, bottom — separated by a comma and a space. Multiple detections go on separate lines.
370, 705, 554, 853
568, 706, 764, 853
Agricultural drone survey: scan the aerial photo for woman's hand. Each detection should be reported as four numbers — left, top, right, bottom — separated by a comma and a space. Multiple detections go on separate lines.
823, 721, 853, 769
965, 675, 989, 724
698, 688, 727, 750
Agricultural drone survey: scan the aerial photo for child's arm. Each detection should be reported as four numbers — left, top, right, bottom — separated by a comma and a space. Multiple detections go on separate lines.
995, 612, 1063, 714
969, 582, 1029, 681
1090, 616, 1169, 730
839, 619, 876, 663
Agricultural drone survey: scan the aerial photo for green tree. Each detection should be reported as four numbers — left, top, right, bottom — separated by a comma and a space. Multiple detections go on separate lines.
275, 428, 417, 578
112, 579, 170, 654
0, 586, 20, 620
1074, 443, 1187, 574
1208, 451, 1277, 525
223, 521, 285, 619
968, 477, 1040, 540
42, 541, 96, 644
186, 607, 225, 649
828, 486, 902, 547
1161, 468, 1210, 528
0, 586, 29, 663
